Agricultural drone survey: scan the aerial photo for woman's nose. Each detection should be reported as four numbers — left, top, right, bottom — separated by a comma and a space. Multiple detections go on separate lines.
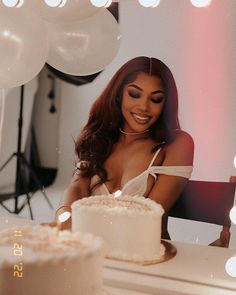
137, 97, 149, 111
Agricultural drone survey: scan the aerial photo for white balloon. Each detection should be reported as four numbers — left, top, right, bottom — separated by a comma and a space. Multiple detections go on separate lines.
46, 9, 121, 76
35, 0, 102, 23
0, 5, 48, 89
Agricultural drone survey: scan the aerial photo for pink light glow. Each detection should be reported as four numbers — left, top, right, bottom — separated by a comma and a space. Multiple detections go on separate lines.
185, 2, 233, 178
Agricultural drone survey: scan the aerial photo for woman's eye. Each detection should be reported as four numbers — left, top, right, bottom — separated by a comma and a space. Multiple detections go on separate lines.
128, 91, 140, 99
151, 97, 164, 104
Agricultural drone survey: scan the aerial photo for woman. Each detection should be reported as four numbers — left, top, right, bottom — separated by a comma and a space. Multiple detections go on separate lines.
56, 56, 194, 238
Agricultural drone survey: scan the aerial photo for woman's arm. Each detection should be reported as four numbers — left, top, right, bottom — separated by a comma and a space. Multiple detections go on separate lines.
55, 171, 91, 230
148, 131, 194, 211
61, 172, 91, 206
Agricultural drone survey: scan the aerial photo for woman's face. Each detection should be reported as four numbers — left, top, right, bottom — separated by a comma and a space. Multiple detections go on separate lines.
121, 72, 165, 133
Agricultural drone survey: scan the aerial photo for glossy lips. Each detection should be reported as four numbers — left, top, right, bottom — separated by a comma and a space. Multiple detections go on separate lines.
132, 113, 151, 125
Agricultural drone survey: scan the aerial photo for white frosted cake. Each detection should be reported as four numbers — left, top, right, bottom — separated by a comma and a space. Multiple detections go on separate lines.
0, 225, 105, 295
72, 195, 165, 263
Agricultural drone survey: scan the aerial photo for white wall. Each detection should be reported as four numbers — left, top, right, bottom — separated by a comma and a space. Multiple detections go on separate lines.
35, 0, 236, 246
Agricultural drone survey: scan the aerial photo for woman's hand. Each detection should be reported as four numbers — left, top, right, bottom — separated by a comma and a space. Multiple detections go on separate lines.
41, 221, 57, 227
40, 219, 71, 231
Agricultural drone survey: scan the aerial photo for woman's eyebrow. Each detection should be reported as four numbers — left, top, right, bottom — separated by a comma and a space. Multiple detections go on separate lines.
127, 84, 143, 91
151, 90, 165, 95
128, 84, 165, 94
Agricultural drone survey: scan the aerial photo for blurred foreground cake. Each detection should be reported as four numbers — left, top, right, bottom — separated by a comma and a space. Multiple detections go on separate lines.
0, 225, 105, 295
72, 195, 164, 263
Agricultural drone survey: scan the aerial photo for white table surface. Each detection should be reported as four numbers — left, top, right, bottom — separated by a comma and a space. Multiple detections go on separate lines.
103, 241, 236, 295
1, 215, 236, 295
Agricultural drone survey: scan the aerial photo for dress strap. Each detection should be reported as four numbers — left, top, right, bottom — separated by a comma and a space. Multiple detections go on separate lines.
149, 165, 193, 179
148, 148, 162, 168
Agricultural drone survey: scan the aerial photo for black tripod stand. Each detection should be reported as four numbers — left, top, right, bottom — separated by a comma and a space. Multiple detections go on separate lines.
0, 85, 54, 219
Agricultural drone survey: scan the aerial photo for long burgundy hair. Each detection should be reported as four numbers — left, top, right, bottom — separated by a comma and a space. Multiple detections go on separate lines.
75, 56, 180, 182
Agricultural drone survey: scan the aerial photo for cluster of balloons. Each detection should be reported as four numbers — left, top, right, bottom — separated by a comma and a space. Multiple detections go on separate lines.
0, 0, 121, 89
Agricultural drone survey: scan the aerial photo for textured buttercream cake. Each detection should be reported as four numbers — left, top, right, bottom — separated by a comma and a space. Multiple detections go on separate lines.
0, 225, 105, 295
72, 195, 165, 263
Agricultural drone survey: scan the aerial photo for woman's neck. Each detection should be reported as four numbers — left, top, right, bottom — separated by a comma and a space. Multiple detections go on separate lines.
119, 128, 151, 144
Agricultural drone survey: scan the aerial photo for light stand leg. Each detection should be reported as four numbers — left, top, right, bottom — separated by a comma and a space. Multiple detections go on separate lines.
14, 86, 24, 213
0, 153, 15, 172
0, 85, 54, 219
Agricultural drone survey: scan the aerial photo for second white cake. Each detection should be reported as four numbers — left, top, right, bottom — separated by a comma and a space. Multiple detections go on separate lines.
72, 195, 164, 262
0, 225, 105, 295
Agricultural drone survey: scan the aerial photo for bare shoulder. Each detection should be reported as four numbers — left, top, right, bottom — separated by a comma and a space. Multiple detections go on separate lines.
172, 130, 194, 148
163, 130, 194, 165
